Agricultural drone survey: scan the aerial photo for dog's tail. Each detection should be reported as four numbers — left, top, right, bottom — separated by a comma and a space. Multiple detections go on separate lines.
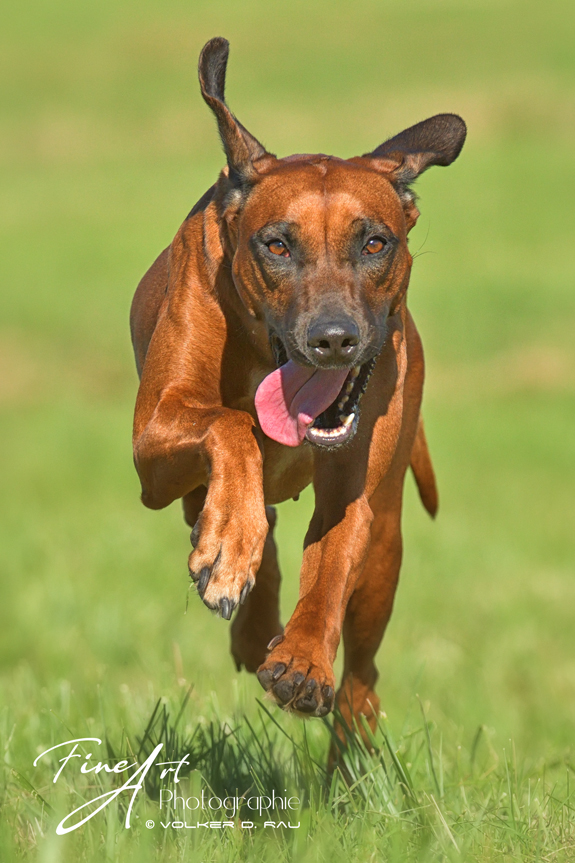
410, 416, 438, 518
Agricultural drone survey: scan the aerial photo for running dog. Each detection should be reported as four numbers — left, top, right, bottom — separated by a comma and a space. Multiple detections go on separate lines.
130, 37, 466, 733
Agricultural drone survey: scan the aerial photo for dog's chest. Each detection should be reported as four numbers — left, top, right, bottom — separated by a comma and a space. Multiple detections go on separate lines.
261, 439, 314, 505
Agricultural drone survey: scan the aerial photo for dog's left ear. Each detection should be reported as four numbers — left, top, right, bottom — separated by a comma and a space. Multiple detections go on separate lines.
364, 113, 467, 231
198, 37, 272, 185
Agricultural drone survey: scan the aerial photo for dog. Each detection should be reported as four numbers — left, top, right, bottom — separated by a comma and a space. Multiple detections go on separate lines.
130, 37, 465, 735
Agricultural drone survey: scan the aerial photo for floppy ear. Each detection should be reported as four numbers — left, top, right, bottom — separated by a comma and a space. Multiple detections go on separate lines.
365, 113, 467, 230
198, 37, 271, 184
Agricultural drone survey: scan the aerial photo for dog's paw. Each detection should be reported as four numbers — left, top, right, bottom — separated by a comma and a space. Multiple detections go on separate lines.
188, 498, 268, 619
256, 639, 335, 717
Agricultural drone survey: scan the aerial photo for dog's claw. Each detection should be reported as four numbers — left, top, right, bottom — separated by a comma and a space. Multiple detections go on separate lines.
272, 662, 286, 681
190, 521, 201, 549
267, 633, 284, 651
322, 685, 335, 707
197, 567, 211, 597
220, 597, 233, 620
240, 583, 251, 605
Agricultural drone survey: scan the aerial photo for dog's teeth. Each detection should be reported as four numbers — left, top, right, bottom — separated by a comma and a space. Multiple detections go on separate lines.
345, 381, 354, 394
337, 394, 349, 410
308, 409, 357, 444
337, 412, 355, 427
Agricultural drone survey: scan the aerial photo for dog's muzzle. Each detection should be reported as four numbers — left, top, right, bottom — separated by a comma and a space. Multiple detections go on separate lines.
255, 332, 378, 450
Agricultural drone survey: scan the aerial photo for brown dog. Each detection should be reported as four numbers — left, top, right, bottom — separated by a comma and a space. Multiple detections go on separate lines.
130, 38, 465, 732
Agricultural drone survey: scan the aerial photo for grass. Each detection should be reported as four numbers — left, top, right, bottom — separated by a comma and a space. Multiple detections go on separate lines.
4, 685, 575, 861
1, 0, 575, 859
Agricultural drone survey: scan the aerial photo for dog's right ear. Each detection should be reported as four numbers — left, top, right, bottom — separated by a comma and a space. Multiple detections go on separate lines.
199, 38, 271, 185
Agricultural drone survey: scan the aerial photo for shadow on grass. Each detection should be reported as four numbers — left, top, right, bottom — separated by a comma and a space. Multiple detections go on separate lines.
6, 686, 575, 861
108, 686, 438, 830
101, 688, 575, 859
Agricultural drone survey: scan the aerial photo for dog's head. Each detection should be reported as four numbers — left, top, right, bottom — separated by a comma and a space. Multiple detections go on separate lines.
198, 38, 466, 449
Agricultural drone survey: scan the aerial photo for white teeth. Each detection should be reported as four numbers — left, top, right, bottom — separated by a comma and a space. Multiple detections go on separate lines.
314, 427, 344, 438
337, 394, 349, 410
312, 413, 355, 431
309, 412, 356, 442
307, 359, 370, 446
311, 421, 352, 439
337, 412, 355, 426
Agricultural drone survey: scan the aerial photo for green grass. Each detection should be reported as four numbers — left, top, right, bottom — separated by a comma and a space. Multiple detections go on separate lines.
4, 685, 575, 861
1, 0, 575, 859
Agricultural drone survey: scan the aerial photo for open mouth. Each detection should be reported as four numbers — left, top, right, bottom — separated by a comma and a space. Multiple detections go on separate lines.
304, 358, 376, 448
254, 334, 377, 449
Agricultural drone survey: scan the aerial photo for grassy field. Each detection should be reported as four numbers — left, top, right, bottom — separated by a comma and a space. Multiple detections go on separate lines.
1, 0, 575, 859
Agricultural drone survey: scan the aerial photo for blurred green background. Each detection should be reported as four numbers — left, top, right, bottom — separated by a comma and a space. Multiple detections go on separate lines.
1, 0, 575, 855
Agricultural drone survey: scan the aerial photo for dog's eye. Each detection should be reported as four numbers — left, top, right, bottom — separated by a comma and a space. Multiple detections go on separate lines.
362, 237, 386, 255
267, 240, 290, 257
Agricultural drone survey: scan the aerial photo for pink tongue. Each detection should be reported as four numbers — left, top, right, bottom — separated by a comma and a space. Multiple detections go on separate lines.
255, 360, 349, 446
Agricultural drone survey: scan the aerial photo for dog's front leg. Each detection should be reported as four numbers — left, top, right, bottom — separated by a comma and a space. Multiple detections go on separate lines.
257, 479, 374, 716
256, 321, 411, 714
134, 395, 269, 617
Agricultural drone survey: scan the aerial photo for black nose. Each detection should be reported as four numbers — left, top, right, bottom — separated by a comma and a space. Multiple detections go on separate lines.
307, 318, 360, 364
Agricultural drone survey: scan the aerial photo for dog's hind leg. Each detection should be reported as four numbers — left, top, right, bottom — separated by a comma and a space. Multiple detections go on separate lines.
230, 506, 283, 673
183, 486, 207, 531
331, 480, 403, 753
